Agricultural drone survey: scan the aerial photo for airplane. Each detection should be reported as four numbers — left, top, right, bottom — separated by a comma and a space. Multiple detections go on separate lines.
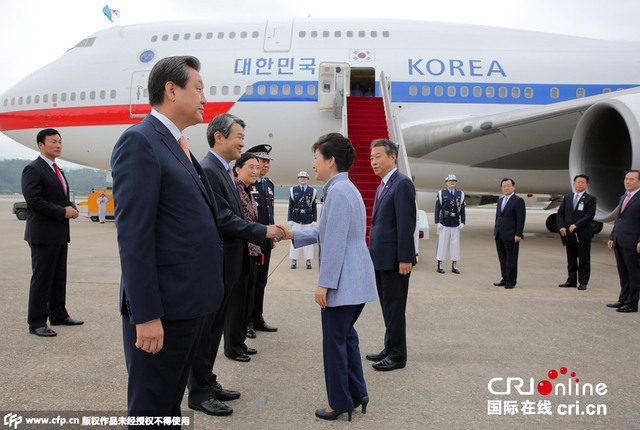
1, 17, 638, 234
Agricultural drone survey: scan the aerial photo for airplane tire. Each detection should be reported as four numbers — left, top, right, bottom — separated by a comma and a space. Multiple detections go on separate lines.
545, 213, 559, 233
591, 221, 603, 235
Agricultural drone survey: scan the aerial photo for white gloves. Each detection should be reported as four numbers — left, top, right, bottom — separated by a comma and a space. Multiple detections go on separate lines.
437, 223, 443, 230
288, 221, 294, 226
458, 223, 464, 230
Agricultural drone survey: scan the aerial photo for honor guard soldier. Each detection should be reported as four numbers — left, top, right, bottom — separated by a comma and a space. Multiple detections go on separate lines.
435, 174, 466, 274
246, 144, 279, 336
288, 170, 317, 269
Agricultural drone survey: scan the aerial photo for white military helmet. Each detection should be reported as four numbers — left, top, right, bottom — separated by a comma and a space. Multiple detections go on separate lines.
298, 170, 310, 178
445, 174, 457, 182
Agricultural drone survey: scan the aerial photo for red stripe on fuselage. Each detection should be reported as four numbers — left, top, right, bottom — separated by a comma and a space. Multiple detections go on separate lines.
0, 103, 235, 131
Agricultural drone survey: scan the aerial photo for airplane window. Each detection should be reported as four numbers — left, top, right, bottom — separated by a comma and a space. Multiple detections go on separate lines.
10, 98, 15, 105
486, 87, 495, 98
347, 31, 354, 38
525, 87, 533, 98
229, 32, 236, 39
283, 85, 291, 95
234, 86, 241, 95
144, 89, 149, 98
110, 90, 117, 99
151, 35, 158, 42
358, 31, 365, 37
206, 33, 213, 39
576, 89, 585, 98
422, 86, 430, 96
323, 31, 330, 38
550, 88, 559, 98
460, 86, 469, 97
52, 94, 58, 102
498, 87, 507, 98
218, 32, 224, 39
195, 33, 202, 40
295, 85, 303, 95
34, 95, 40, 103
173, 34, 179, 41
335, 31, 341, 37
26, 96, 31, 104
299, 31, 306, 38
245, 85, 254, 95
90, 91, 96, 100
371, 31, 378, 38
409, 86, 418, 96
307, 85, 316, 95
61, 93, 67, 102
210, 86, 217, 96
241, 32, 247, 38
80, 92, 86, 100
222, 86, 229, 95
258, 85, 266, 95
383, 31, 390, 37
18, 96, 23, 105
448, 86, 456, 97
311, 31, 318, 38
71, 92, 76, 101
162, 35, 168, 41
252, 31, 259, 38
100, 90, 106, 99
184, 33, 191, 40
270, 85, 278, 95
435, 86, 443, 97
473, 86, 482, 97
43, 95, 48, 103
603, 88, 611, 93
511, 87, 520, 98
85, 37, 96, 47
3, 99, 7, 107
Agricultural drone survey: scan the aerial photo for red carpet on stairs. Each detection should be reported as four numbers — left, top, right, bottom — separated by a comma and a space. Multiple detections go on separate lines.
346, 96, 390, 241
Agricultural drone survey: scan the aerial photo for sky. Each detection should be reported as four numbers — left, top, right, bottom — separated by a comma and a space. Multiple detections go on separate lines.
1, 0, 639, 167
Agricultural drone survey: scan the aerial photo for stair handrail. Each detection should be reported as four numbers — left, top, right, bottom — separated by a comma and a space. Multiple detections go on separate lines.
338, 72, 348, 135
380, 71, 412, 179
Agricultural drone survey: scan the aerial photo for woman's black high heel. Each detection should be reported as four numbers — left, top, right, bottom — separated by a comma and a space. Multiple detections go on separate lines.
353, 396, 369, 414
315, 408, 353, 421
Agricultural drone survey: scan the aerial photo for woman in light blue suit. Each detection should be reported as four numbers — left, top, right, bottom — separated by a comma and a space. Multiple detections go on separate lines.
281, 133, 378, 421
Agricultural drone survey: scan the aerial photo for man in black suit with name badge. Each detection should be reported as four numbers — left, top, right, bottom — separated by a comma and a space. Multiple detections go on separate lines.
607, 170, 640, 313
557, 174, 596, 291
493, 178, 526, 289
22, 128, 83, 337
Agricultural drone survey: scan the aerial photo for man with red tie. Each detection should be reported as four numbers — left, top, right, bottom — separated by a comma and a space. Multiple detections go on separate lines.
22, 128, 83, 337
607, 170, 640, 313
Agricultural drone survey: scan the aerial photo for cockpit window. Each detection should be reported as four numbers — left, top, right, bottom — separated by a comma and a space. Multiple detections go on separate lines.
74, 37, 96, 48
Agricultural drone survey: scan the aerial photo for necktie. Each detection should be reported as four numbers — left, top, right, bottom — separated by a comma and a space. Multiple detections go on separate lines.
501, 196, 508, 211
621, 193, 632, 212
573, 193, 580, 210
178, 136, 191, 162
376, 181, 384, 200
53, 163, 67, 196
227, 165, 234, 181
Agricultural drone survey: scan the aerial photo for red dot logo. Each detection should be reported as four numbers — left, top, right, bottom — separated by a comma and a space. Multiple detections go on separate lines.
560, 367, 567, 375
571, 372, 576, 377
548, 369, 558, 379
537, 380, 553, 395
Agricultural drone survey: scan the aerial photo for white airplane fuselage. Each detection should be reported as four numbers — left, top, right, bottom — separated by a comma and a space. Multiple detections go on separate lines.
1, 18, 639, 219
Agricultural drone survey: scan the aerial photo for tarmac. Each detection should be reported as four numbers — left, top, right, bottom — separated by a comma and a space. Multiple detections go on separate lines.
0, 196, 638, 430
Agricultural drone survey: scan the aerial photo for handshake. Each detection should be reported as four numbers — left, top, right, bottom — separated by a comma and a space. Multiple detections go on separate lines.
265, 224, 294, 242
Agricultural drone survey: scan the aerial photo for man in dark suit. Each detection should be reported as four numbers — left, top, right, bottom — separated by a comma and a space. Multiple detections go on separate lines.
493, 178, 526, 289
606, 170, 640, 313
246, 144, 278, 337
367, 138, 416, 371
111, 56, 225, 426
556, 174, 596, 290
22, 128, 83, 337
188, 114, 283, 416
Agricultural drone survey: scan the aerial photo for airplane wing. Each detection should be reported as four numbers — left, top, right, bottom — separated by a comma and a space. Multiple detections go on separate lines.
403, 86, 640, 170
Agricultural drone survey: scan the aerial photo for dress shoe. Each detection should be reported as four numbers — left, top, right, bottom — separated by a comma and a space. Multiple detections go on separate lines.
504, 285, 515, 289
372, 357, 406, 371
306, 259, 312, 269
246, 325, 256, 339
578, 285, 587, 291
212, 381, 240, 401
617, 305, 638, 313
352, 396, 369, 414
315, 407, 352, 421
493, 281, 506, 286
254, 322, 278, 332
232, 354, 250, 362
606, 302, 623, 308
365, 352, 386, 362
437, 267, 445, 274
558, 282, 577, 288
29, 326, 57, 337
452, 268, 460, 274
291, 260, 297, 269
243, 347, 257, 355
188, 398, 233, 416
50, 317, 84, 326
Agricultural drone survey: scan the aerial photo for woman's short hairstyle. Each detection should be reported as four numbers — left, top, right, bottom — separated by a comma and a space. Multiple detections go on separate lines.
233, 152, 259, 177
312, 133, 356, 173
